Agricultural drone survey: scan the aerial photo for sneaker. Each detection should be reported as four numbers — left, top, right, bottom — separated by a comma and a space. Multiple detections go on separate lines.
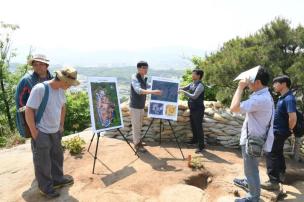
233, 178, 248, 191
54, 176, 74, 189
261, 180, 280, 191
195, 148, 204, 154
39, 189, 60, 198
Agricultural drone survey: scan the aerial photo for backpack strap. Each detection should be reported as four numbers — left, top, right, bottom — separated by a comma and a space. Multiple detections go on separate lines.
35, 82, 49, 124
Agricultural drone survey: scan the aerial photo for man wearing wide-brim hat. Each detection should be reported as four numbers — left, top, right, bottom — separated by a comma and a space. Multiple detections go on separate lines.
25, 67, 80, 198
55, 67, 80, 86
16, 54, 53, 137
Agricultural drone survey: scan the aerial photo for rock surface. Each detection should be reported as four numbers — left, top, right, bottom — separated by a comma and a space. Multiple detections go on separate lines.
0, 131, 303, 202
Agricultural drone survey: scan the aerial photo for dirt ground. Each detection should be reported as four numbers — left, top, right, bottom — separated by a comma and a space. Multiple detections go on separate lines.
0, 130, 303, 202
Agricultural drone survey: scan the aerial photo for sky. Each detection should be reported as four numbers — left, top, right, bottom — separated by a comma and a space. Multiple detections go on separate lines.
1, 0, 304, 66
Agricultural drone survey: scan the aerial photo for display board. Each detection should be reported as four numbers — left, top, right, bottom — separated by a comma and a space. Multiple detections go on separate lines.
88, 77, 123, 133
148, 77, 179, 121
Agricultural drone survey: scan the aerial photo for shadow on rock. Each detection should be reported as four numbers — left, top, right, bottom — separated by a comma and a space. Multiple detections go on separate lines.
22, 179, 78, 202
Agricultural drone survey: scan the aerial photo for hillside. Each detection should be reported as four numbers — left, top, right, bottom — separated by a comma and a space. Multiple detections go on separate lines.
9, 65, 185, 99
73, 66, 185, 98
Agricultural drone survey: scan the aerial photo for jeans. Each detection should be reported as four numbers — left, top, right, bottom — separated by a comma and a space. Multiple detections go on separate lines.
241, 145, 260, 202
266, 133, 290, 183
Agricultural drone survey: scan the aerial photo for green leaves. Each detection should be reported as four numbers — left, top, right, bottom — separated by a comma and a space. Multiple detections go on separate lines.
0, 21, 20, 133
182, 17, 304, 106
62, 136, 86, 155
64, 91, 90, 135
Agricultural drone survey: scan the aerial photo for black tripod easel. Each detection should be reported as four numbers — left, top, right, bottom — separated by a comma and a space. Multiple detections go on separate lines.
140, 118, 185, 159
88, 128, 139, 174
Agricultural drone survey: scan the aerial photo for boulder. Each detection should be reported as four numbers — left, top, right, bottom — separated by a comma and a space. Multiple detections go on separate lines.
213, 113, 229, 123
204, 108, 215, 116
182, 109, 191, 117
158, 184, 205, 202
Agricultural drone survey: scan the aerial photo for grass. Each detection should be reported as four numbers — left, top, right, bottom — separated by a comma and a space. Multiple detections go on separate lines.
0, 136, 6, 147
0, 133, 26, 148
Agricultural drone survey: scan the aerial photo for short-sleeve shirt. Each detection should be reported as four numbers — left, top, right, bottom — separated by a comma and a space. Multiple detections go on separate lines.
26, 82, 66, 134
239, 87, 274, 152
273, 91, 296, 135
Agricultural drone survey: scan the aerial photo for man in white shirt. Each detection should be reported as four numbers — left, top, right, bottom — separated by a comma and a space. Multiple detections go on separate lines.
230, 67, 274, 202
25, 67, 80, 198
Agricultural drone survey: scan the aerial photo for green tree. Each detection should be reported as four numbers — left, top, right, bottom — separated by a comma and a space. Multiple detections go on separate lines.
182, 17, 304, 106
0, 21, 19, 132
64, 91, 90, 135
180, 57, 218, 102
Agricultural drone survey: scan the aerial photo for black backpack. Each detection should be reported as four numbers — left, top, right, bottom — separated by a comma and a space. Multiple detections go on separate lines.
294, 109, 304, 137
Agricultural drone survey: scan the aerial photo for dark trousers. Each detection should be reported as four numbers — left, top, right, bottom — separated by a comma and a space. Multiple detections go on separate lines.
265, 133, 290, 183
31, 130, 64, 193
190, 109, 205, 149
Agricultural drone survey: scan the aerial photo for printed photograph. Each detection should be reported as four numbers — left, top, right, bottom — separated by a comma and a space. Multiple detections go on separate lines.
151, 80, 179, 103
149, 102, 164, 115
165, 104, 177, 116
88, 77, 123, 133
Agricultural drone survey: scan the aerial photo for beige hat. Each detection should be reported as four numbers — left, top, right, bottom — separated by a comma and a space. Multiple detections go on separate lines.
28, 54, 50, 66
55, 67, 80, 86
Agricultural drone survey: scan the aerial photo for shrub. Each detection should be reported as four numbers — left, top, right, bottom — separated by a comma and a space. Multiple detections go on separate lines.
64, 91, 90, 135
62, 136, 86, 155
0, 136, 6, 147
188, 155, 204, 170
5, 134, 26, 148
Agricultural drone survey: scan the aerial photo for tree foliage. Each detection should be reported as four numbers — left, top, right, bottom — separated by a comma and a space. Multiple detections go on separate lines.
180, 66, 218, 102
64, 91, 91, 135
0, 20, 91, 142
182, 17, 304, 106
0, 21, 31, 138
0, 21, 19, 132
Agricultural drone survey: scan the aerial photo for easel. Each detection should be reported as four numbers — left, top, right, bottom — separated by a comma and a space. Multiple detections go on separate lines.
140, 118, 185, 159
88, 128, 139, 174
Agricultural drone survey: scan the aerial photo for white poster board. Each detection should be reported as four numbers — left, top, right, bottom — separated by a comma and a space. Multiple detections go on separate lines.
148, 77, 179, 121
234, 65, 261, 83
87, 77, 123, 133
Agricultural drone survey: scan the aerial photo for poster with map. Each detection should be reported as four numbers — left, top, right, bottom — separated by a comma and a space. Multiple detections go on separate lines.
148, 77, 179, 121
88, 77, 123, 133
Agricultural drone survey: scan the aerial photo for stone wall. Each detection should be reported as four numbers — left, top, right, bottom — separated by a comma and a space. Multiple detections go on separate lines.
104, 101, 304, 161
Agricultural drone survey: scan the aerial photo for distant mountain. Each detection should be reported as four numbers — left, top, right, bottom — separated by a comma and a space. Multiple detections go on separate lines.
10, 46, 205, 69
55, 66, 186, 97
9, 64, 186, 98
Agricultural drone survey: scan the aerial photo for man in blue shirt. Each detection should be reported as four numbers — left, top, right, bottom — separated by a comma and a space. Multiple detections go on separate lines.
16, 54, 53, 137
261, 75, 297, 191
